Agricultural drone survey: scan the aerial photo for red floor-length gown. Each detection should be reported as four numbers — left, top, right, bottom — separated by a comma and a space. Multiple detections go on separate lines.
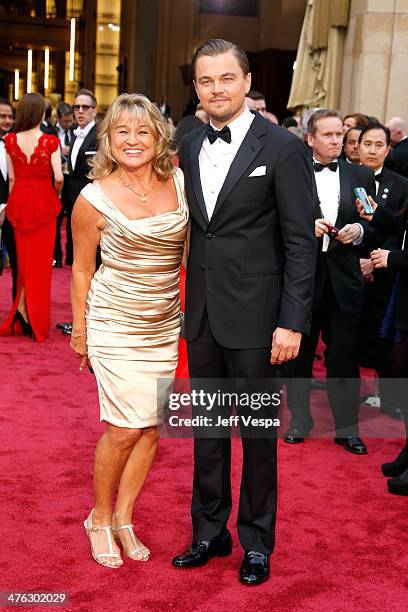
0, 132, 61, 342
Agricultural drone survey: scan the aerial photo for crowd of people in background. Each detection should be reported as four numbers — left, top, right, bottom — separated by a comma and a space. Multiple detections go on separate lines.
0, 86, 408, 497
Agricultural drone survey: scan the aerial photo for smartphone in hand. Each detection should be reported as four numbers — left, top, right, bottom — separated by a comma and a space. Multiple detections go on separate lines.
354, 187, 375, 214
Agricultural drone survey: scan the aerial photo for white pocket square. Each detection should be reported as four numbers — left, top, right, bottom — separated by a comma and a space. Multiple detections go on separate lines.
85, 151, 97, 155
248, 166, 266, 177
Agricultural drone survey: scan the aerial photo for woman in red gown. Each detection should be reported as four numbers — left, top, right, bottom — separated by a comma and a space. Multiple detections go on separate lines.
0, 93, 62, 342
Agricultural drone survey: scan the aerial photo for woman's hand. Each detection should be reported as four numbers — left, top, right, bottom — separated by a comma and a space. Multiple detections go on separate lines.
70, 333, 89, 371
356, 195, 377, 221
370, 248, 390, 269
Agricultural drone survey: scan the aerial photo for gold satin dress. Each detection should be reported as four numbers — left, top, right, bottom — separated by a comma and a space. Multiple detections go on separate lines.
81, 168, 188, 428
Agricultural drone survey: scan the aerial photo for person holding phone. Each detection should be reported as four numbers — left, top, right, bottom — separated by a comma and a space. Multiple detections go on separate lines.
357, 195, 408, 495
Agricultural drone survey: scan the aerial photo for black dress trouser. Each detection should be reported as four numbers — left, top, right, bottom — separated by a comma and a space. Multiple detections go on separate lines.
187, 310, 278, 555
286, 277, 361, 437
2, 216, 17, 300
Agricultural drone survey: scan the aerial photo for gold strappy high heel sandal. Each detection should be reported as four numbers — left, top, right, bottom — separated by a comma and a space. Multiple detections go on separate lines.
84, 509, 123, 568
113, 522, 150, 561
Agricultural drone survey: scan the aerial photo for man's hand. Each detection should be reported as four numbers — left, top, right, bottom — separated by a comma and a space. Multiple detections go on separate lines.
315, 218, 331, 238
355, 194, 377, 221
270, 327, 302, 365
360, 257, 374, 279
336, 223, 361, 244
371, 248, 390, 269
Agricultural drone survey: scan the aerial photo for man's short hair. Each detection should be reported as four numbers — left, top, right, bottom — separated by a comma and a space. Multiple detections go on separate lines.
57, 101, 73, 117
246, 90, 266, 102
75, 88, 97, 106
0, 98, 12, 110
343, 126, 363, 144
307, 109, 342, 135
192, 39, 249, 79
358, 122, 391, 146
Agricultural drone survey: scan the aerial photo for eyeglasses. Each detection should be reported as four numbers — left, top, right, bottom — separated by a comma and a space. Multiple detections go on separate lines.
73, 104, 96, 112
0, 113, 13, 120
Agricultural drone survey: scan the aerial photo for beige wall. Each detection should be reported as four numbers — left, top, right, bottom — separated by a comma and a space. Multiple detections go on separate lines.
341, 0, 408, 121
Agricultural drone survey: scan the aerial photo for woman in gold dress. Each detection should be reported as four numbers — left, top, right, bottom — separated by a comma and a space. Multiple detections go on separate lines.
70, 93, 188, 568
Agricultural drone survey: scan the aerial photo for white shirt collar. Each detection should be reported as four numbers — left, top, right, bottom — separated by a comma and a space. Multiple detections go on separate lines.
375, 166, 383, 176
74, 120, 95, 138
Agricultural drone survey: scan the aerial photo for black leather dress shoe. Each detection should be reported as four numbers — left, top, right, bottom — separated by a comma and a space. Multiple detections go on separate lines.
382, 447, 408, 477
387, 469, 408, 495
56, 321, 73, 335
380, 406, 403, 420
172, 531, 232, 568
334, 436, 367, 454
52, 259, 62, 268
284, 428, 307, 444
240, 551, 269, 585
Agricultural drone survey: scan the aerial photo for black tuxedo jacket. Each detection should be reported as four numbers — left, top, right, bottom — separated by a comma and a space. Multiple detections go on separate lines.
180, 113, 317, 349
385, 138, 408, 178
312, 159, 375, 314
67, 124, 98, 204
370, 206, 408, 330
0, 169, 8, 204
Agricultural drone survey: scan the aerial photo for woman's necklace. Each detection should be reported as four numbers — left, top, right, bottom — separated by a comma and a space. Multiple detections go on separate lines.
118, 170, 157, 204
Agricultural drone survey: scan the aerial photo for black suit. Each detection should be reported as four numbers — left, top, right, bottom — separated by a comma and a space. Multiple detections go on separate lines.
65, 124, 98, 264
385, 138, 408, 178
54, 126, 75, 263
287, 160, 375, 437
0, 145, 17, 299
359, 169, 408, 393
180, 113, 317, 554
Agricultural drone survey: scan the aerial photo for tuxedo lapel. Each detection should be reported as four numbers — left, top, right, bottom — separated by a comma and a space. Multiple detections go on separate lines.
189, 127, 209, 224
210, 118, 264, 221
335, 160, 351, 227
67, 135, 76, 174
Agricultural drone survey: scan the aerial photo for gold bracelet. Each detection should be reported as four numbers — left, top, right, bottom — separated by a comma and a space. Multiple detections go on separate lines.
71, 331, 87, 338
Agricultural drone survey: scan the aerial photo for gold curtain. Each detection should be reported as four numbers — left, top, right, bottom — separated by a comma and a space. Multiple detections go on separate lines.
287, 0, 350, 114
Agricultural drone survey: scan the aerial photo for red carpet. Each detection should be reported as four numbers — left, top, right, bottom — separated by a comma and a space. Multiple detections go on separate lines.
0, 264, 407, 612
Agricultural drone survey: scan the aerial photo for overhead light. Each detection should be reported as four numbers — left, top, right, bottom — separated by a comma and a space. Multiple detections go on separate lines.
44, 48, 49, 90
14, 69, 19, 100
69, 18, 75, 82
27, 49, 33, 93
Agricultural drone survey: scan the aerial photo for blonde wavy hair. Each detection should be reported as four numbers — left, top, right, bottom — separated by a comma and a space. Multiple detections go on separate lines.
89, 93, 176, 181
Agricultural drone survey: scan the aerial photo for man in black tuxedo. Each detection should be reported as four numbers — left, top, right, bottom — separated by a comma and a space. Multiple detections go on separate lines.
57, 89, 98, 335
171, 39, 317, 585
0, 97, 17, 299
53, 101, 75, 267
385, 117, 408, 178
358, 123, 408, 418
285, 109, 375, 454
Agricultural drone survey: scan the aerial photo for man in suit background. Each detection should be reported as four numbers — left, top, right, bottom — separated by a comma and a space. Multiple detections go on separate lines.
0, 97, 17, 299
53, 101, 75, 267
342, 126, 363, 165
172, 39, 317, 585
385, 116, 408, 178
358, 122, 408, 419
58, 89, 98, 335
285, 109, 375, 454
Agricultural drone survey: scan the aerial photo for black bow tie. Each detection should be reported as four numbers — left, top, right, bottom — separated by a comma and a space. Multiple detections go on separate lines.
313, 161, 338, 173
206, 124, 231, 145
375, 172, 383, 183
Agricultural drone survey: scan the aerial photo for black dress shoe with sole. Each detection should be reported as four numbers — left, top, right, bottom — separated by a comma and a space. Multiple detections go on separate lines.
334, 436, 367, 454
284, 428, 307, 444
240, 551, 269, 585
387, 468, 408, 495
382, 447, 408, 477
172, 531, 232, 568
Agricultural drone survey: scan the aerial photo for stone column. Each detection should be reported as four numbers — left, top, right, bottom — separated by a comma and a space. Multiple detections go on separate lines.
340, 0, 408, 121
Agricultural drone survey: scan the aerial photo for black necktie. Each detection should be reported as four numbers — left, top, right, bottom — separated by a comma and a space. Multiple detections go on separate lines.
206, 124, 231, 145
313, 161, 338, 173
64, 130, 70, 147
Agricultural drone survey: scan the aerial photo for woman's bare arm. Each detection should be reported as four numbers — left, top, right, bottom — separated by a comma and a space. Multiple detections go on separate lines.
70, 194, 105, 369
51, 148, 63, 196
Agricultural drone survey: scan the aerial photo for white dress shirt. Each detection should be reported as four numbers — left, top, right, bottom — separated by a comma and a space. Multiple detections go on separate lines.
375, 166, 383, 195
199, 107, 254, 219
71, 120, 95, 171
56, 122, 72, 150
314, 159, 340, 252
0, 138, 7, 184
